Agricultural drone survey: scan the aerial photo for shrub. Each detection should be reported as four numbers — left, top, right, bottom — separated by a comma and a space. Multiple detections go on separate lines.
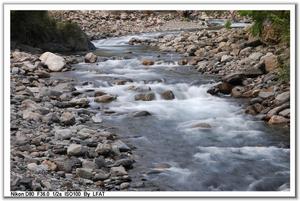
238, 11, 290, 43
11, 11, 94, 51
224, 20, 232, 29
11, 11, 57, 45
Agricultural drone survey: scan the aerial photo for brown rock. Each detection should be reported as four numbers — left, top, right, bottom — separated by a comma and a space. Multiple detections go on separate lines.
253, 103, 264, 113
60, 111, 76, 126
268, 115, 289, 124
188, 57, 201, 65
135, 93, 155, 101
178, 59, 188, 65
142, 59, 154, 65
42, 160, 57, 171
261, 53, 279, 72
94, 95, 116, 103
231, 86, 245, 98
160, 90, 175, 100
191, 123, 212, 129
84, 52, 97, 63
94, 91, 107, 97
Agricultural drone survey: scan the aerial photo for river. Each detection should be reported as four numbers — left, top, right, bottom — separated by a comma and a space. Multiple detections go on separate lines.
53, 31, 290, 191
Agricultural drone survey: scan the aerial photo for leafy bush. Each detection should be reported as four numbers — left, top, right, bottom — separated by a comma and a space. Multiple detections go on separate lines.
11, 11, 93, 51
11, 11, 57, 45
238, 11, 290, 43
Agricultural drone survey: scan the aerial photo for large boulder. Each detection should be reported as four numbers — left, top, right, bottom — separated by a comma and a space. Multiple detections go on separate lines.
39, 52, 65, 72
84, 52, 97, 63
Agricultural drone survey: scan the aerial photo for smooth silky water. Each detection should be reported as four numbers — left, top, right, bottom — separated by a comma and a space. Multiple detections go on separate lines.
52, 31, 290, 191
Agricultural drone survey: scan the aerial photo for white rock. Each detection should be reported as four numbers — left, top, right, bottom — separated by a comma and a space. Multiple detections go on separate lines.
39, 52, 65, 72
67, 144, 82, 156
55, 128, 73, 140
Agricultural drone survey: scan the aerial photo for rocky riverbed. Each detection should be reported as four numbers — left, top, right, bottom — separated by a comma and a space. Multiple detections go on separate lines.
10, 13, 290, 192
129, 27, 290, 126
49, 11, 249, 39
10, 51, 135, 191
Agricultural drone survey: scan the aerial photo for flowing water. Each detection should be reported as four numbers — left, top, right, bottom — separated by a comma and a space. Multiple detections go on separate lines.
54, 31, 290, 191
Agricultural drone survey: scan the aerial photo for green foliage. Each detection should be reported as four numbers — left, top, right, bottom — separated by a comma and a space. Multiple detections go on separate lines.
224, 20, 232, 29
11, 11, 91, 51
56, 21, 89, 51
278, 64, 290, 82
11, 11, 57, 45
238, 11, 290, 43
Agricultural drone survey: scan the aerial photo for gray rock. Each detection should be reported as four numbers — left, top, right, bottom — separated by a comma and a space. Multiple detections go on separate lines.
27, 163, 48, 173
131, 111, 151, 117
275, 91, 290, 105
67, 144, 83, 156
120, 182, 130, 190
220, 55, 232, 62
22, 110, 42, 121
55, 157, 82, 173
258, 91, 274, 99
82, 160, 97, 170
12, 67, 19, 74
191, 122, 212, 129
94, 157, 107, 168
223, 71, 263, 85
127, 85, 151, 93
110, 166, 127, 176
279, 109, 290, 117
76, 168, 93, 179
77, 128, 96, 140
55, 128, 72, 140
112, 140, 131, 152
110, 158, 134, 169
41, 180, 52, 190
93, 171, 110, 181
95, 143, 113, 156
266, 103, 290, 118
248, 52, 263, 61
69, 98, 89, 108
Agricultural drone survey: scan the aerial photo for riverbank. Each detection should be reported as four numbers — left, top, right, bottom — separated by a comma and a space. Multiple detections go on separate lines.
10, 51, 135, 191
129, 27, 290, 127
49, 11, 249, 39
10, 11, 290, 192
